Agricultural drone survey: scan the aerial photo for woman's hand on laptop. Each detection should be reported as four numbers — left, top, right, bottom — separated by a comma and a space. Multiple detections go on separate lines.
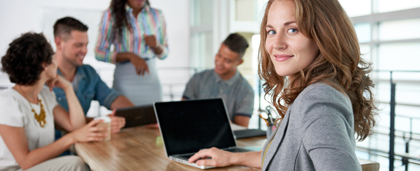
108, 110, 126, 134
188, 147, 234, 167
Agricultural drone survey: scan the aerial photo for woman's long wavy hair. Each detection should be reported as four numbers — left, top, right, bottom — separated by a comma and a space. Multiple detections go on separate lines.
258, 0, 377, 141
109, 0, 150, 41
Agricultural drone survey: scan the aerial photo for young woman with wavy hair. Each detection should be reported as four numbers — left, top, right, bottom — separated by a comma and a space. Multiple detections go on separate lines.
259, 0, 376, 141
187, 0, 377, 170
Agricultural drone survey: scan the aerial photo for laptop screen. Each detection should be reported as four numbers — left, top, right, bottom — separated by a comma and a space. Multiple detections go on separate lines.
154, 98, 237, 156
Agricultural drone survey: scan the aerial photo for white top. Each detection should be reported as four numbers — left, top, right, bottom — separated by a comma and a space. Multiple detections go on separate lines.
0, 86, 57, 169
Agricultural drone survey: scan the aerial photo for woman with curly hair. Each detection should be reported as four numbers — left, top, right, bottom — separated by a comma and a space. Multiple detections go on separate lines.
0, 32, 107, 170
95, 0, 169, 105
188, 0, 377, 170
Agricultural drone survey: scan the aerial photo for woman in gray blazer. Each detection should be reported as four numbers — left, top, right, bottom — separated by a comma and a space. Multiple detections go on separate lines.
188, 0, 377, 170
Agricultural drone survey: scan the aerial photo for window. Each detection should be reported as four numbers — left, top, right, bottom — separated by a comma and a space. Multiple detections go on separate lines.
340, 0, 420, 169
379, 18, 420, 41
378, 0, 420, 13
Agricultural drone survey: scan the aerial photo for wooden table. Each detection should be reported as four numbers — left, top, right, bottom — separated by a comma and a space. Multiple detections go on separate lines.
75, 126, 378, 171
75, 126, 262, 171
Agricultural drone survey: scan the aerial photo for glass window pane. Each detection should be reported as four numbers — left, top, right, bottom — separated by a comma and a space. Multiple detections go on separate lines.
190, 32, 213, 68
354, 23, 371, 43
360, 44, 372, 62
378, 0, 420, 13
190, 0, 213, 27
339, 0, 371, 17
378, 43, 420, 71
379, 18, 420, 41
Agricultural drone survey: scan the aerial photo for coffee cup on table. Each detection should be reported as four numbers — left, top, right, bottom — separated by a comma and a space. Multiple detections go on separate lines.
94, 116, 111, 141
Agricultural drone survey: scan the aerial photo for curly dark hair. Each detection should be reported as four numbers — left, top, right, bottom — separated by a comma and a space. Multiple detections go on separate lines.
109, 0, 150, 41
1, 32, 54, 85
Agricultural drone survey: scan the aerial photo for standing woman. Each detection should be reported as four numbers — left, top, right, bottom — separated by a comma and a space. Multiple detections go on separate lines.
95, 0, 169, 105
188, 0, 377, 170
0, 32, 107, 170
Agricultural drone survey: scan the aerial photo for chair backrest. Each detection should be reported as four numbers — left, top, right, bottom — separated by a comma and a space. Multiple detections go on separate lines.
358, 158, 380, 171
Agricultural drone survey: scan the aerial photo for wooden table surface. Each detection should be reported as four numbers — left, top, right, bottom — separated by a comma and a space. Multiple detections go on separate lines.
75, 126, 379, 171
75, 126, 262, 171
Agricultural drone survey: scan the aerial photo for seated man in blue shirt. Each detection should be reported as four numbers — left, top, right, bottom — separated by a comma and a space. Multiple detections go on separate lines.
182, 33, 254, 127
53, 17, 134, 137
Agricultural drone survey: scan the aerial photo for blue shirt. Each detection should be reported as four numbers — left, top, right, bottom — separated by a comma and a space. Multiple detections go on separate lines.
53, 65, 121, 154
182, 69, 254, 120
53, 65, 121, 114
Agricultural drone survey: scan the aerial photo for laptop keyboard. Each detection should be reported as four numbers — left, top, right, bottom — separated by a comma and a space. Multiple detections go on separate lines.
177, 153, 194, 160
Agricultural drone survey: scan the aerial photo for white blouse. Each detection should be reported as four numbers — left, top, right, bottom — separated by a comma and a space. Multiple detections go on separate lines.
0, 86, 57, 169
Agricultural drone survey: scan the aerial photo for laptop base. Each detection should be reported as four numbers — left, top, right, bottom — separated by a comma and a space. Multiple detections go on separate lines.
169, 156, 214, 169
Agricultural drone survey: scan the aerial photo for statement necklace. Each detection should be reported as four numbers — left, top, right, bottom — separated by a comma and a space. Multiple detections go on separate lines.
29, 99, 47, 127
15, 86, 47, 127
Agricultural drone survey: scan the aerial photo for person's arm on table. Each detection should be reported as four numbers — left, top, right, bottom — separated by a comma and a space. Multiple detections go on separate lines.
107, 95, 133, 133
188, 147, 262, 168
233, 115, 250, 128
233, 87, 254, 127
1, 76, 106, 170
0, 120, 106, 170
90, 67, 134, 133
109, 95, 133, 130
110, 95, 134, 109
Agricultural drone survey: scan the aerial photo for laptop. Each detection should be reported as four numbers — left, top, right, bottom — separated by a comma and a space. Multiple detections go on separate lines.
153, 98, 254, 169
115, 105, 157, 128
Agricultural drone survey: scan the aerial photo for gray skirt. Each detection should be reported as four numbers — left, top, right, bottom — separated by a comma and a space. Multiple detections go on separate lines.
113, 58, 162, 106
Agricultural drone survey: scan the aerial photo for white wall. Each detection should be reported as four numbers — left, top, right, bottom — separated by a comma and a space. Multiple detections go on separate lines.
0, 0, 108, 54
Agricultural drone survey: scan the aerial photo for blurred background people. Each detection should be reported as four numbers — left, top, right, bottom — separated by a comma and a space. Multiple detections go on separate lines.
182, 33, 254, 127
53, 17, 133, 138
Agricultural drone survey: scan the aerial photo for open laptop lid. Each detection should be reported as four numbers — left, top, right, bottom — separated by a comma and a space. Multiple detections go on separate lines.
115, 105, 157, 128
154, 98, 237, 157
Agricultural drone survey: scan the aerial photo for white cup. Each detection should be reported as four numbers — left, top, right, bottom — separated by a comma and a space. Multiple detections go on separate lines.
94, 116, 111, 141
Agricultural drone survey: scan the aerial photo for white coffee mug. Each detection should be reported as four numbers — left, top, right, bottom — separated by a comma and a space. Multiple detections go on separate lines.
94, 116, 111, 141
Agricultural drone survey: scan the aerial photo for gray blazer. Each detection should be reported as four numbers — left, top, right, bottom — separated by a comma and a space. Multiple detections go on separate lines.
262, 83, 362, 171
